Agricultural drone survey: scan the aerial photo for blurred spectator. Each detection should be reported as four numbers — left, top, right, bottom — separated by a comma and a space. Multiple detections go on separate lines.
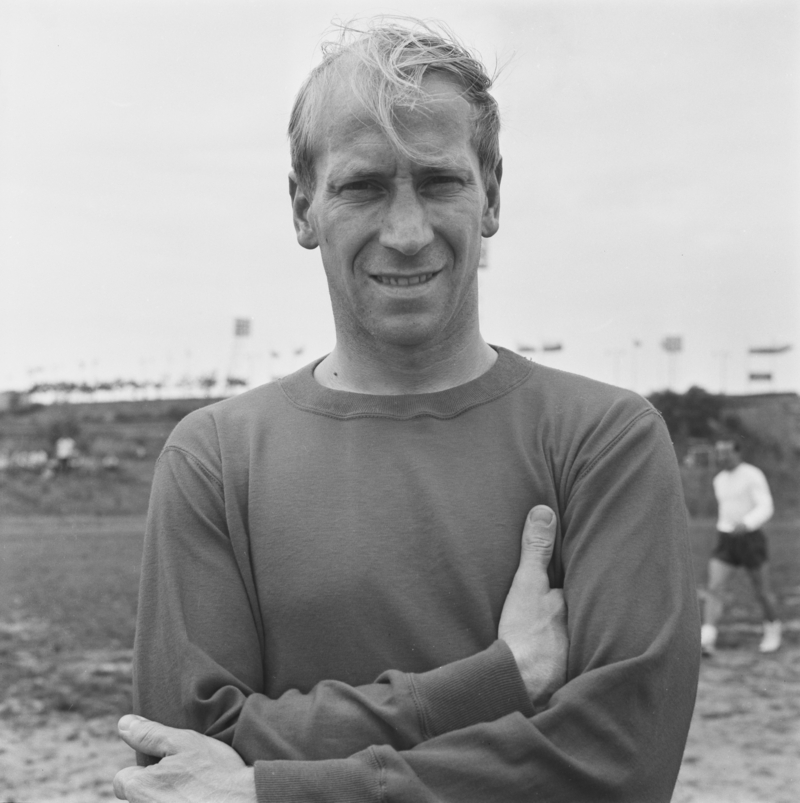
55, 436, 77, 473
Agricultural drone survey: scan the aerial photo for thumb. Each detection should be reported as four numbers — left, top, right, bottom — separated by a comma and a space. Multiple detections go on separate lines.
518, 505, 557, 593
118, 715, 194, 758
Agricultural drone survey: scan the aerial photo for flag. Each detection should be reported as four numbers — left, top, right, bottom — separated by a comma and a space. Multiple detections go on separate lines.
542, 343, 563, 352
749, 372, 773, 381
661, 336, 682, 353
234, 318, 251, 337
748, 344, 791, 354
517, 344, 536, 353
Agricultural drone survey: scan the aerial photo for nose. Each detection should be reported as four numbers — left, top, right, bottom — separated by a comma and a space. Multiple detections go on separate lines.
378, 186, 434, 256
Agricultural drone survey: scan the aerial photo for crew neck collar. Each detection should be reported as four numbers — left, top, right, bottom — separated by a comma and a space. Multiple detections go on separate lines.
278, 346, 533, 420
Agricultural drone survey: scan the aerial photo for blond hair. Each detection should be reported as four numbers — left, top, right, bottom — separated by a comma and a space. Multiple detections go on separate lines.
289, 17, 501, 191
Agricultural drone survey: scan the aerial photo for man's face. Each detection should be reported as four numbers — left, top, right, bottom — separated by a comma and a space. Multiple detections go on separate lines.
715, 443, 741, 470
290, 74, 501, 353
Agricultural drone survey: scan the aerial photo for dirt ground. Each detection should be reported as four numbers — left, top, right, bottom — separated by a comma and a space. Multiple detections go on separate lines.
1, 515, 797, 801
0, 715, 131, 803
673, 634, 800, 803
2, 640, 798, 803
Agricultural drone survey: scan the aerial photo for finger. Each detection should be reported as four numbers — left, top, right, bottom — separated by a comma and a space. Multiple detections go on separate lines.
516, 505, 558, 596
118, 714, 195, 758
113, 764, 145, 800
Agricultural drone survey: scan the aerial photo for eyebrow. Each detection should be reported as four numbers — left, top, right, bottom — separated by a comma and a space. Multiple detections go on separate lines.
331, 168, 386, 181
328, 160, 474, 186
417, 163, 474, 177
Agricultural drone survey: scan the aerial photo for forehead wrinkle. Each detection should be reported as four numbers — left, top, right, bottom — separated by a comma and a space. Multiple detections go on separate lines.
312, 72, 478, 181
323, 143, 397, 181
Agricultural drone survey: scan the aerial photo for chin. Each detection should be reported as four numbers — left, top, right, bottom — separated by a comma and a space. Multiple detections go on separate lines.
367, 318, 444, 350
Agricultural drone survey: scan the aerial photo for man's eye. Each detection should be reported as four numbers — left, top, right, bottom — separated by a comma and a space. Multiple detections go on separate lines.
425, 176, 462, 192
342, 181, 378, 192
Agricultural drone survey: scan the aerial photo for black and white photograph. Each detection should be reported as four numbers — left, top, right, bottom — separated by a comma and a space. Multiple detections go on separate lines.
1, 1, 798, 801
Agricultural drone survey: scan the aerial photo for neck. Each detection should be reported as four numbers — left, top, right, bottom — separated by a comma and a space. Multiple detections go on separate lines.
314, 333, 498, 395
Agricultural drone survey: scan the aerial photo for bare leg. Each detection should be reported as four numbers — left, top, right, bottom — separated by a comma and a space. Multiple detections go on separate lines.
704, 558, 736, 627
746, 563, 780, 622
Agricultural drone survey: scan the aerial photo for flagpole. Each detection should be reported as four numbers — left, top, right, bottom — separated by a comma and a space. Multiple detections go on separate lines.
660, 335, 683, 391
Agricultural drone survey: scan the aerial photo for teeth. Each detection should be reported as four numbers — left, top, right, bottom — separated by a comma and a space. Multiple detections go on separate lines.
376, 272, 436, 286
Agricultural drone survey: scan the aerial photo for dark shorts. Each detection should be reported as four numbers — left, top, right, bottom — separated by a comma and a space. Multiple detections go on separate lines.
712, 530, 768, 570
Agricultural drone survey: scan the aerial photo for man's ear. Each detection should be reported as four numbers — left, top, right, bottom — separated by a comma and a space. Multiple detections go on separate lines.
481, 157, 502, 238
289, 172, 319, 250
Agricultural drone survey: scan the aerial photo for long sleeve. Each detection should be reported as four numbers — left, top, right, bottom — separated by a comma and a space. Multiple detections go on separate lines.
741, 468, 774, 531
133, 446, 533, 765
715, 464, 775, 532
135, 355, 700, 802
250, 411, 700, 802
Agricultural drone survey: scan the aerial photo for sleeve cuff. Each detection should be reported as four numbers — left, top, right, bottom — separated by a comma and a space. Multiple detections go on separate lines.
410, 639, 534, 739
254, 750, 382, 803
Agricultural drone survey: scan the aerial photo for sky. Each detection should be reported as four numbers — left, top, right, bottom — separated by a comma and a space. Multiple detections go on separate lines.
1, 0, 798, 396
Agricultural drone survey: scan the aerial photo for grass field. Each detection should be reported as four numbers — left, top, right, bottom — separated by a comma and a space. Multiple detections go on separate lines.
0, 515, 798, 802
0, 516, 143, 724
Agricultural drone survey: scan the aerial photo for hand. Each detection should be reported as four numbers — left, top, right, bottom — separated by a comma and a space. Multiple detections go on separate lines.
113, 715, 255, 802
498, 505, 568, 710
732, 522, 749, 534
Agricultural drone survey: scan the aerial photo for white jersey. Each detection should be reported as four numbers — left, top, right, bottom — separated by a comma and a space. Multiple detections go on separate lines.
713, 462, 773, 533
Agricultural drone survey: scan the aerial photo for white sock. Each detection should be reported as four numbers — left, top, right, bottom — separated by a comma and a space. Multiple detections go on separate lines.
700, 624, 718, 647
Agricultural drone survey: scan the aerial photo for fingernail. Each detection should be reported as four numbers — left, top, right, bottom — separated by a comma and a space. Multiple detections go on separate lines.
119, 714, 144, 732
529, 506, 554, 525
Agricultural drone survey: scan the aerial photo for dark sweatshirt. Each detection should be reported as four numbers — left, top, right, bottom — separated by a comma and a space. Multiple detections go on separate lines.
134, 347, 700, 802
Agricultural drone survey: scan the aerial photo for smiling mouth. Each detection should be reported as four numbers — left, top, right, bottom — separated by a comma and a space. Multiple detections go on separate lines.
371, 271, 440, 287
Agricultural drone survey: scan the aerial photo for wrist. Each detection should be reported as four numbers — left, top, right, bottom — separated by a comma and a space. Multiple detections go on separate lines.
411, 640, 533, 735
234, 767, 256, 803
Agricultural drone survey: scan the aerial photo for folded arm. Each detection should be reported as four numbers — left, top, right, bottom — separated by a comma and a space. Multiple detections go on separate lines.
134, 448, 554, 766
131, 411, 699, 802
238, 412, 700, 802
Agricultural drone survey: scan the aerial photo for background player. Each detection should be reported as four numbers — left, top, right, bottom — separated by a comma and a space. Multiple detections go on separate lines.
701, 439, 781, 655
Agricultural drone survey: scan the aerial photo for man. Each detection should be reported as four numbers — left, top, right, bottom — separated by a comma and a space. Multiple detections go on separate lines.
700, 439, 781, 656
114, 18, 699, 803
54, 435, 77, 473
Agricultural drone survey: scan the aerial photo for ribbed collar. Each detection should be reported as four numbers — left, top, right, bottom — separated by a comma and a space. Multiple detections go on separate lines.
278, 346, 534, 420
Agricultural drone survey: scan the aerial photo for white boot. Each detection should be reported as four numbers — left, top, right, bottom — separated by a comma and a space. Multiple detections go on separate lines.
700, 624, 718, 656
759, 621, 782, 653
